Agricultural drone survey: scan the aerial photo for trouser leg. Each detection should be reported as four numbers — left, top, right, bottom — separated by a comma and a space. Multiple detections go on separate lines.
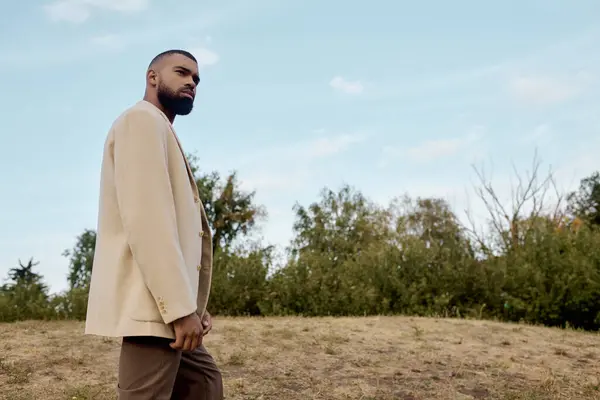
171, 345, 224, 400
117, 336, 181, 400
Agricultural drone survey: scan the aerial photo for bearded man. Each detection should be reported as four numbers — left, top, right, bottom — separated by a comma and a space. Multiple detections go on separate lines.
85, 49, 223, 399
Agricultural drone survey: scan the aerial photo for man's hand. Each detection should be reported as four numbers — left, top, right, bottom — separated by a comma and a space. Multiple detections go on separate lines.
170, 312, 204, 351
201, 310, 213, 336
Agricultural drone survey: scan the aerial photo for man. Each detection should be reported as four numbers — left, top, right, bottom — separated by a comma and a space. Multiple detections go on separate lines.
85, 49, 223, 399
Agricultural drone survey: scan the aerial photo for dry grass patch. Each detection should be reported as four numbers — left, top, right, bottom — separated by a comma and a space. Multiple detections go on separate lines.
0, 317, 599, 399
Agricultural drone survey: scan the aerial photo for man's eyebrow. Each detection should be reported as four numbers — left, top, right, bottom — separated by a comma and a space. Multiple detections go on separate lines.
175, 65, 200, 84
175, 65, 191, 73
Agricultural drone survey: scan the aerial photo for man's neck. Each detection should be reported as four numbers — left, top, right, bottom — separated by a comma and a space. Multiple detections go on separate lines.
142, 95, 175, 124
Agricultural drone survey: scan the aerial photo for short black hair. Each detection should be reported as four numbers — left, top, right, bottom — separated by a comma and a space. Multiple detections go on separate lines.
148, 49, 197, 69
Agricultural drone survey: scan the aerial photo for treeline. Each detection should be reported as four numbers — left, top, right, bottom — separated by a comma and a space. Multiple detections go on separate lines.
2, 153, 600, 331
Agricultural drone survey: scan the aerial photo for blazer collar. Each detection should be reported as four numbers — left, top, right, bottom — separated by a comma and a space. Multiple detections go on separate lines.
135, 100, 200, 200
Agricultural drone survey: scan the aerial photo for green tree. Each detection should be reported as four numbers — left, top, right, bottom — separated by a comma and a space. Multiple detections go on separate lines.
63, 229, 96, 290
4, 258, 46, 287
209, 242, 273, 316
392, 195, 468, 248
269, 185, 391, 316
188, 153, 266, 253
0, 258, 52, 322
567, 171, 600, 226
385, 196, 482, 317
290, 184, 389, 258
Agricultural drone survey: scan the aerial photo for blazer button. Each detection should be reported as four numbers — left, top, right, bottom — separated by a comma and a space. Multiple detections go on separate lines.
199, 231, 204, 237
157, 296, 167, 314
197, 265, 202, 271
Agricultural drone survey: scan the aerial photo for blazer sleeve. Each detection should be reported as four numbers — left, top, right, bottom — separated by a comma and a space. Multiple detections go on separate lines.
113, 109, 197, 325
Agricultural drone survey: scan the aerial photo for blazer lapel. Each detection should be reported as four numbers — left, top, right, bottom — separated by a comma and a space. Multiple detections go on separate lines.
168, 127, 213, 241
139, 102, 199, 195
169, 129, 214, 253
139, 101, 213, 247
170, 128, 200, 197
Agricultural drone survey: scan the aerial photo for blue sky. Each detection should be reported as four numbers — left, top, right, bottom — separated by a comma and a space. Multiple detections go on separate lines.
1, 0, 600, 293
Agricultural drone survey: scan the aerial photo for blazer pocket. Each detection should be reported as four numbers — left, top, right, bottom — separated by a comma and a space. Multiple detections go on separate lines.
129, 307, 163, 323
127, 278, 164, 323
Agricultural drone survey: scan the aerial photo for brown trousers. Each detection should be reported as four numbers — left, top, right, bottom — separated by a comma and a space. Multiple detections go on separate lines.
118, 336, 223, 400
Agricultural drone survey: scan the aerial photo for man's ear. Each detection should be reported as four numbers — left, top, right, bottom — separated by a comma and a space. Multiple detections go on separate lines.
147, 69, 158, 87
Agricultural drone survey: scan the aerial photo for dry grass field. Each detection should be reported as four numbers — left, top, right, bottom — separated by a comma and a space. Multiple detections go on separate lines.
0, 316, 599, 399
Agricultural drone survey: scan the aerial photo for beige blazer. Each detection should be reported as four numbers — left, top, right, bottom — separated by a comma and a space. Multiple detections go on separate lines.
85, 100, 213, 340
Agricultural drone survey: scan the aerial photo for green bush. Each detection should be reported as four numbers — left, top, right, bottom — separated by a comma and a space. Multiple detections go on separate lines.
0, 282, 53, 322
3, 168, 600, 332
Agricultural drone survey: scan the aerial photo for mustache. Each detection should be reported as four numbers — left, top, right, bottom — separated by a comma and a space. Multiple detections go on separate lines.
179, 87, 195, 96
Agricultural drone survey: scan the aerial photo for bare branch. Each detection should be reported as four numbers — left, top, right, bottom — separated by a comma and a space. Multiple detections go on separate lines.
468, 149, 563, 252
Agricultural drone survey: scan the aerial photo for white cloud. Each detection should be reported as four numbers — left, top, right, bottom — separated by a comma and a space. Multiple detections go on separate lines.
85, 0, 148, 12
288, 132, 367, 161
520, 123, 552, 146
233, 132, 367, 192
45, 0, 90, 23
405, 138, 465, 162
509, 76, 579, 105
239, 132, 367, 166
383, 126, 485, 165
90, 34, 125, 50
188, 47, 220, 68
508, 72, 595, 106
308, 133, 366, 157
240, 169, 311, 192
329, 76, 364, 94
44, 0, 149, 23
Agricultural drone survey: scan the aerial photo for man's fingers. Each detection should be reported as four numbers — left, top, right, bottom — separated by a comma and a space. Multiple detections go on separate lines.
190, 331, 200, 350
201, 319, 211, 336
170, 333, 184, 350
182, 333, 193, 352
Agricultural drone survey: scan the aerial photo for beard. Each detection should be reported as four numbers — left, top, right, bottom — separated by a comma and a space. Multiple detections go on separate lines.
157, 82, 194, 116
